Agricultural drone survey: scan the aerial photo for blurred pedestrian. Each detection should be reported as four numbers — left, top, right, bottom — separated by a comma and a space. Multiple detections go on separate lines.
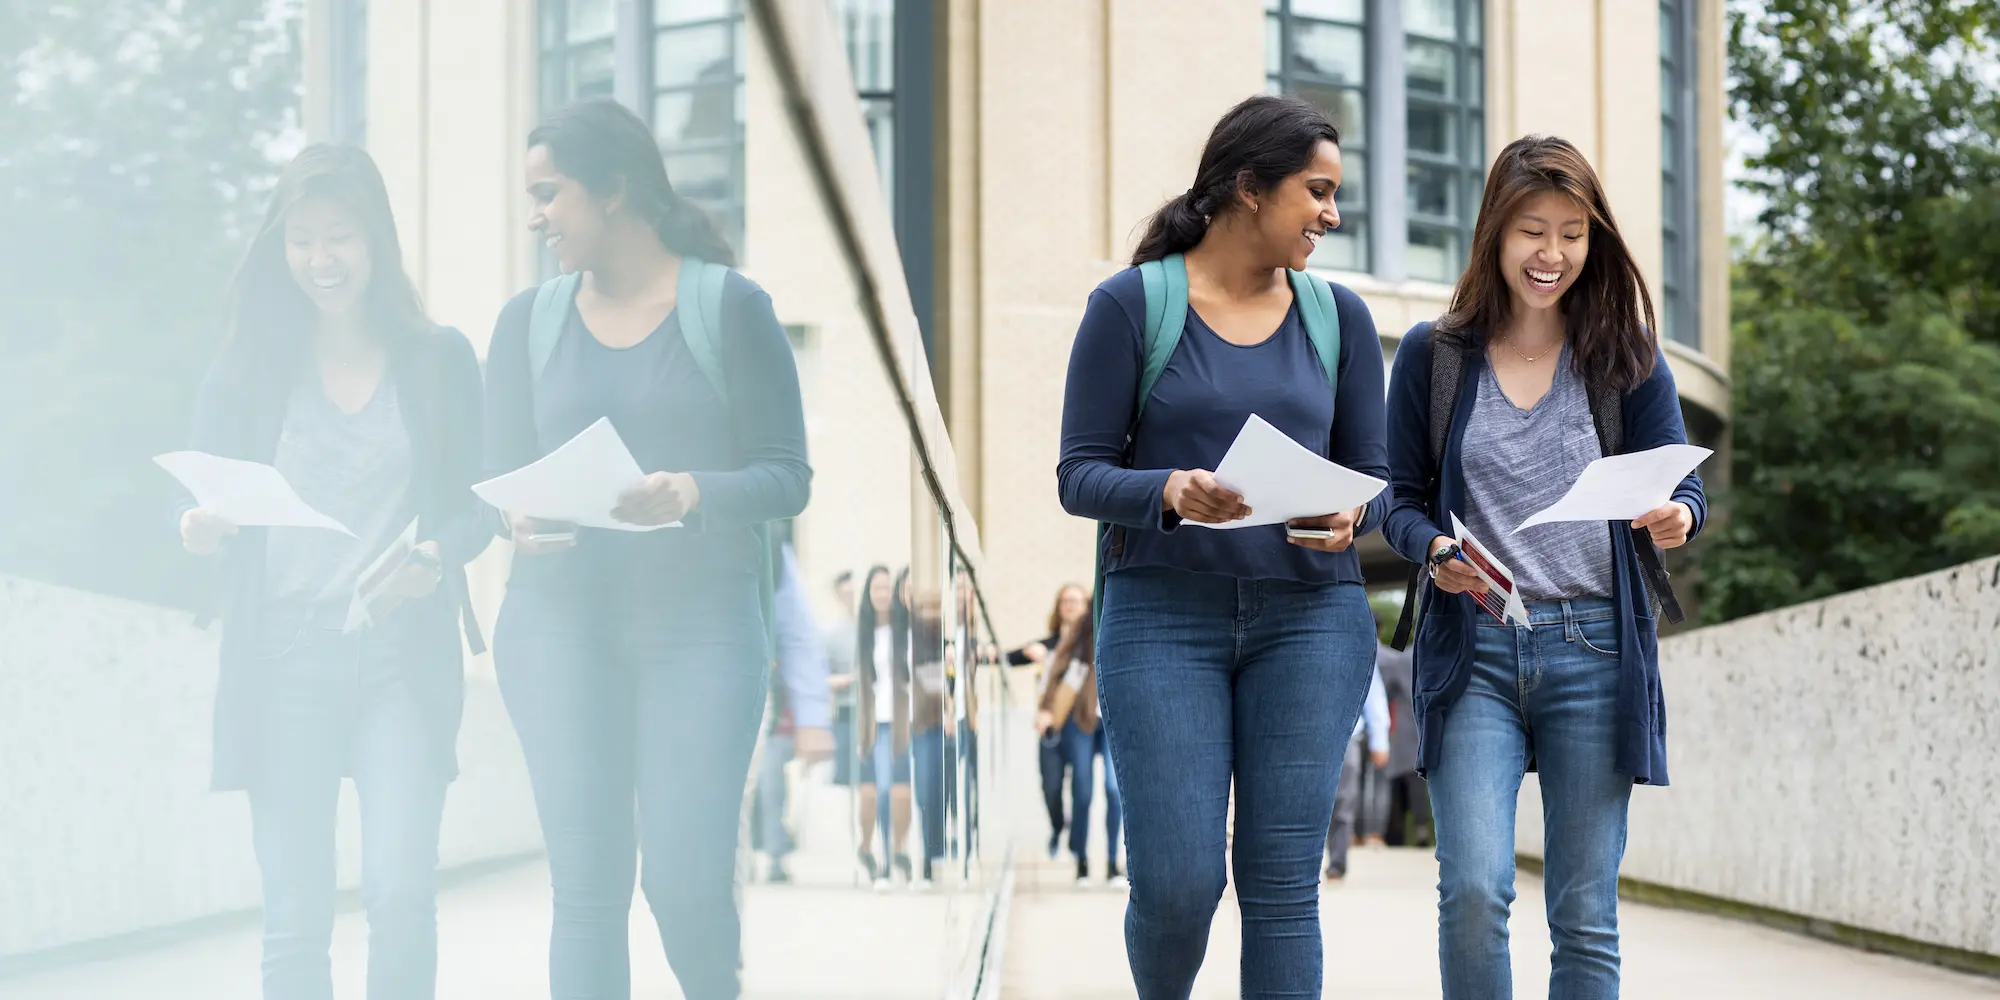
1324, 664, 1388, 881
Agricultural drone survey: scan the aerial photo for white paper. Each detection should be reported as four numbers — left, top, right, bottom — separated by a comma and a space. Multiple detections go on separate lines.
1452, 513, 1530, 626
1515, 443, 1712, 532
1191, 414, 1388, 530
344, 517, 420, 633
153, 451, 355, 536
470, 417, 679, 532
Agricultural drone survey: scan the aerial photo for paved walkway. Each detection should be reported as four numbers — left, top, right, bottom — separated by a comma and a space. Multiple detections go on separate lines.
1000, 847, 2000, 999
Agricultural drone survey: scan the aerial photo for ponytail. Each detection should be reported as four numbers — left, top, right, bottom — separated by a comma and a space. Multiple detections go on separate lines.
1130, 189, 1216, 266
530, 97, 739, 268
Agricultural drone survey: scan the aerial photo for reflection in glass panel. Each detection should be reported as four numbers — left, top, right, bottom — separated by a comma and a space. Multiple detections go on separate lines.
656, 22, 734, 90
1407, 102, 1456, 158
664, 147, 735, 206
655, 85, 737, 144
1295, 81, 1366, 147
1291, 21, 1365, 87
1405, 38, 1455, 99
566, 40, 616, 101
1405, 0, 1456, 40
656, 0, 734, 26
1292, 0, 1365, 21
566, 0, 616, 41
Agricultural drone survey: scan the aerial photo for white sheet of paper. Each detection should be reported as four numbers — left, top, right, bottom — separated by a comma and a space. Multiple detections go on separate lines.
153, 451, 355, 536
1515, 443, 1712, 532
1192, 414, 1387, 530
470, 417, 679, 532
344, 517, 420, 633
1452, 513, 1530, 626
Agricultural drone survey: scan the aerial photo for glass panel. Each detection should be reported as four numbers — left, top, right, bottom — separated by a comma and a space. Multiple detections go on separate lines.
1333, 150, 1366, 210
1407, 161, 1458, 220
833, 0, 896, 92
1661, 60, 1676, 114
1662, 118, 1677, 170
1406, 0, 1458, 40
1407, 102, 1457, 158
1470, 110, 1485, 165
1406, 38, 1455, 100
861, 96, 896, 208
656, 22, 734, 90
1466, 0, 1483, 44
655, 0, 733, 26
1407, 222, 1461, 283
565, 0, 615, 42
1295, 82, 1366, 147
1312, 214, 1368, 271
1291, 21, 1365, 86
1266, 0, 1281, 10
1468, 51, 1483, 107
1293, 0, 1365, 22
566, 39, 616, 101
655, 84, 737, 144
663, 146, 735, 205
1266, 14, 1284, 77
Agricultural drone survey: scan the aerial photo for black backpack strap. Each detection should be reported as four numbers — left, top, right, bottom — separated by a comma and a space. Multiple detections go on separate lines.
1587, 374, 1684, 625
1391, 329, 1470, 651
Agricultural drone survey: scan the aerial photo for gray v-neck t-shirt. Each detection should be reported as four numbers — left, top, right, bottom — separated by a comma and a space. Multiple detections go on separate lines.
1459, 344, 1616, 602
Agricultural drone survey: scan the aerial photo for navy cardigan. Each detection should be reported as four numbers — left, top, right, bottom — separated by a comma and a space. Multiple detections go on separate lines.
1382, 323, 1707, 786
174, 326, 489, 791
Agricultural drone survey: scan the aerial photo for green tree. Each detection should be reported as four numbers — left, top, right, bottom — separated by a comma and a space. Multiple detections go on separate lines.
1707, 0, 2000, 621
0, 0, 301, 607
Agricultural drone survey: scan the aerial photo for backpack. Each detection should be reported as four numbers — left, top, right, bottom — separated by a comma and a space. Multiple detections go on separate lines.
1387, 331, 1684, 650
525, 259, 779, 664
1090, 253, 1344, 628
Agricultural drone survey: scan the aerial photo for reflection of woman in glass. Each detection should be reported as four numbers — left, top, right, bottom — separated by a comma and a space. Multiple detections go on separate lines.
175, 144, 486, 1000
1036, 596, 1124, 887
1009, 583, 1089, 854
484, 98, 811, 999
853, 565, 912, 885
908, 586, 948, 885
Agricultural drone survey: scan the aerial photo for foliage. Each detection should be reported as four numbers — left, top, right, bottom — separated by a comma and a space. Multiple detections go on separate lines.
1707, 0, 2000, 621
0, 0, 301, 607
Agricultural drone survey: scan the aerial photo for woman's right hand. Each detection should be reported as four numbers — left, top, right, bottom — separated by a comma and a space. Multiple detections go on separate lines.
1035, 709, 1055, 735
1427, 535, 1487, 595
507, 512, 577, 556
179, 507, 237, 556
1164, 469, 1251, 525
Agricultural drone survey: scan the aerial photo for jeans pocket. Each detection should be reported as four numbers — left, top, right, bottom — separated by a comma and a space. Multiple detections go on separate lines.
1575, 616, 1620, 659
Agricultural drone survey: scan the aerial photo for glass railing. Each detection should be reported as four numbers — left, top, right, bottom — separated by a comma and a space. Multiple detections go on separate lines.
0, 1, 1010, 997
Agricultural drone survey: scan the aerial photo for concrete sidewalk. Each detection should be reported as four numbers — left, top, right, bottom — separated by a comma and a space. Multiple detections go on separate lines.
998, 847, 2000, 999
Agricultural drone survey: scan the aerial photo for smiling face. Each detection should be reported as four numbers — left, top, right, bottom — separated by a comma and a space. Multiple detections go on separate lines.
525, 143, 613, 274
283, 195, 373, 319
1248, 139, 1343, 271
1055, 586, 1088, 628
868, 571, 893, 616
1501, 190, 1591, 313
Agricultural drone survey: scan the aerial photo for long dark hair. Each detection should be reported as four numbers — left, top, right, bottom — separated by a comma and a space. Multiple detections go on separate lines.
1130, 94, 1342, 266
1049, 602, 1094, 668
855, 565, 909, 682
222, 144, 430, 372
1437, 134, 1658, 392
529, 97, 737, 267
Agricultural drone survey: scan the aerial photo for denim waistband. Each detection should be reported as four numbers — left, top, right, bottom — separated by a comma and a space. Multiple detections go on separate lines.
1476, 596, 1616, 628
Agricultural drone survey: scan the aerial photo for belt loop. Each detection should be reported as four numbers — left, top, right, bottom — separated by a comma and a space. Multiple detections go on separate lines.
1560, 599, 1578, 641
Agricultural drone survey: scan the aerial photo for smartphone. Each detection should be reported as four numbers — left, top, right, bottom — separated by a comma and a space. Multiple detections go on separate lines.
1286, 527, 1337, 539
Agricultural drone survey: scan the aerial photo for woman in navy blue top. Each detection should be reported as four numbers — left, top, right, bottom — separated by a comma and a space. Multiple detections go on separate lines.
175, 144, 486, 1000
1382, 136, 1706, 998
1057, 95, 1389, 999
483, 99, 811, 1000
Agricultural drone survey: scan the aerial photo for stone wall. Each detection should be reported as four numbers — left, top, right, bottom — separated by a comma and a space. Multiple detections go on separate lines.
1516, 555, 2000, 956
0, 574, 541, 959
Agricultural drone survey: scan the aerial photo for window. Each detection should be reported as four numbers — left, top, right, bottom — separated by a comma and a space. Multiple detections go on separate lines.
833, 0, 896, 212
1266, 0, 1370, 273
1659, 0, 1700, 348
654, 0, 746, 250
329, 0, 368, 145
539, 0, 617, 115
1403, 0, 1481, 284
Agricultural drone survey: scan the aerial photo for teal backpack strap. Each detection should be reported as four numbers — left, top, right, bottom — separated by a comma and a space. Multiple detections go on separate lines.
1288, 268, 1342, 406
529, 272, 582, 382
676, 257, 732, 403
1097, 254, 1192, 631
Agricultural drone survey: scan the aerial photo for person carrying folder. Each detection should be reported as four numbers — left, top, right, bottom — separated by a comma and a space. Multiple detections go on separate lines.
1381, 135, 1707, 999
1057, 94, 1390, 998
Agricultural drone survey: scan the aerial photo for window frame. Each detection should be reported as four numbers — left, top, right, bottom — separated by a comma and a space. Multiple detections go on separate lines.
1401, 0, 1483, 286
328, 0, 369, 146
1266, 0, 1372, 275
1659, 0, 1701, 348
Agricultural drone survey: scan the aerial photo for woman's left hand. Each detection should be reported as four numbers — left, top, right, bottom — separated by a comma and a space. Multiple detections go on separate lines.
1285, 506, 1364, 552
1632, 501, 1694, 549
614, 472, 700, 526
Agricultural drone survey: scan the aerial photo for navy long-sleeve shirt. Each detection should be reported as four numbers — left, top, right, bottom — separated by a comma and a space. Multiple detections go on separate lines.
484, 270, 812, 595
1057, 266, 1389, 584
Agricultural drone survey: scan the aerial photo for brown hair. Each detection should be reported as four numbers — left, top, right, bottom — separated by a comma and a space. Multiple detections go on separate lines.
1046, 583, 1087, 637
1049, 606, 1095, 669
1130, 94, 1341, 266
1437, 134, 1657, 392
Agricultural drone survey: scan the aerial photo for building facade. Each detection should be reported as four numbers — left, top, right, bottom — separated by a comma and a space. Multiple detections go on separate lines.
303, 0, 1731, 645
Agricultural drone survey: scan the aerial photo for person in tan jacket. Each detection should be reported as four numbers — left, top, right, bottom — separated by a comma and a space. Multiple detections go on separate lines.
1036, 604, 1124, 886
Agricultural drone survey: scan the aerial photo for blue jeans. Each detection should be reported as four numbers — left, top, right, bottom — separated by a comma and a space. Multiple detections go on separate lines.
248, 621, 447, 1000
1430, 598, 1632, 1000
914, 726, 946, 872
753, 732, 793, 862
1096, 567, 1376, 1000
495, 580, 768, 1000
1059, 721, 1122, 864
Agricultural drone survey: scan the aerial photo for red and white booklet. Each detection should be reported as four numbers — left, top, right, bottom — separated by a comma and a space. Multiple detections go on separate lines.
1451, 513, 1529, 626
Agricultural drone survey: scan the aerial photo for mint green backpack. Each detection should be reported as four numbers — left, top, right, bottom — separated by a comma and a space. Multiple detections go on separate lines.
526, 260, 778, 662
1091, 253, 1344, 628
